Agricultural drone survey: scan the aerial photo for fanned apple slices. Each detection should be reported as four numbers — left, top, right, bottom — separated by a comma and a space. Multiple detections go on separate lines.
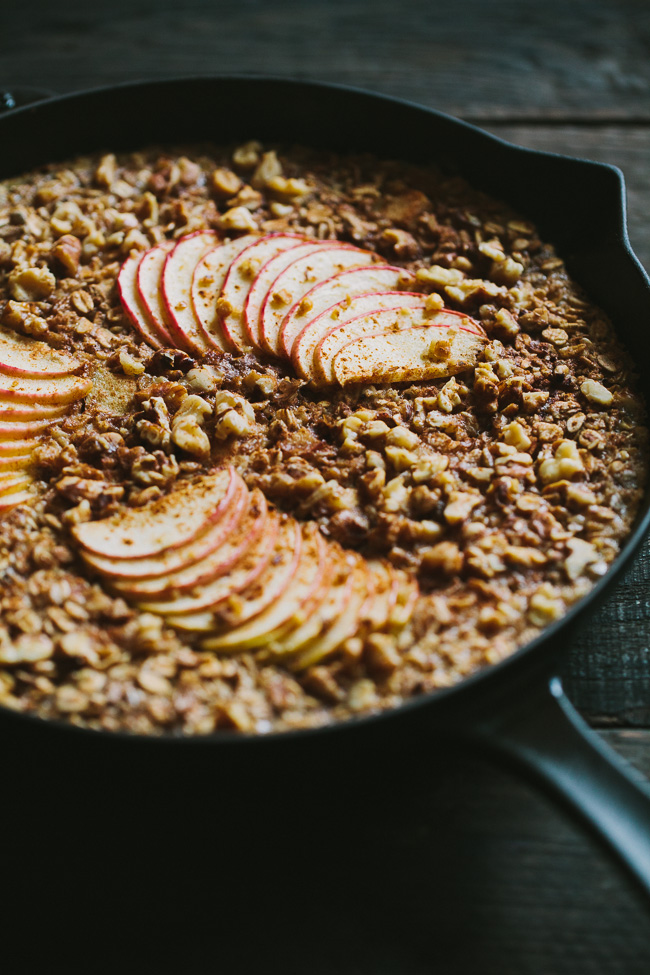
0, 329, 91, 515
71, 468, 418, 670
118, 229, 487, 386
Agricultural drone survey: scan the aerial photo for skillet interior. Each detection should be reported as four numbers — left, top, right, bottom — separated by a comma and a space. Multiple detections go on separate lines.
0, 76, 649, 748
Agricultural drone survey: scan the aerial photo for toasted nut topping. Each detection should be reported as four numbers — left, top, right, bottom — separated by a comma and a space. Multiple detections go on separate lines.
118, 350, 145, 376
266, 176, 312, 201
538, 440, 584, 485
211, 167, 242, 197
218, 207, 259, 232
232, 141, 262, 169
386, 425, 420, 450
444, 491, 482, 524
564, 538, 599, 580
252, 150, 283, 187
421, 541, 463, 575
494, 308, 520, 337
9, 265, 56, 300
580, 379, 613, 407
491, 256, 524, 285
502, 421, 532, 451
95, 153, 117, 188
528, 585, 564, 626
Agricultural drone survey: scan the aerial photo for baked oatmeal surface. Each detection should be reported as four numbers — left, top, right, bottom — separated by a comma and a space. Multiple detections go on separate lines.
0, 141, 645, 735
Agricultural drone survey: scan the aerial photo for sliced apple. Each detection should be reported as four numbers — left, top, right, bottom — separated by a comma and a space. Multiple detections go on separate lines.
315, 306, 486, 385
166, 516, 301, 633
243, 240, 332, 354
331, 322, 487, 387
217, 233, 311, 352
117, 250, 165, 350
0, 453, 32, 472
359, 561, 397, 630
191, 235, 259, 350
264, 548, 354, 657
0, 372, 92, 406
136, 240, 176, 347
282, 264, 416, 362
0, 489, 33, 513
0, 417, 62, 439
0, 399, 71, 422
115, 488, 269, 597
0, 472, 34, 497
162, 230, 219, 353
0, 438, 37, 456
143, 508, 281, 618
289, 557, 372, 670
81, 475, 249, 582
0, 329, 84, 379
260, 244, 379, 357
73, 468, 236, 560
295, 292, 425, 382
200, 524, 328, 651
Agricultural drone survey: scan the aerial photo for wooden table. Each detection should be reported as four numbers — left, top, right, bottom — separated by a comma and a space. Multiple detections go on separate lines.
2, 1, 650, 971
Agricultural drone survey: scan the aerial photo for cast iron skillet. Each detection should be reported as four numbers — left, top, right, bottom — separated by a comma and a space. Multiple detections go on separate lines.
1, 77, 650, 896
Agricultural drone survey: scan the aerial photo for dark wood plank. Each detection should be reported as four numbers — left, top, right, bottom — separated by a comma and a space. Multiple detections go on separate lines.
2, 0, 650, 120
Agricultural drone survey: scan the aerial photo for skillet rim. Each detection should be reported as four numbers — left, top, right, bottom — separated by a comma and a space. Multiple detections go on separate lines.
0, 74, 649, 747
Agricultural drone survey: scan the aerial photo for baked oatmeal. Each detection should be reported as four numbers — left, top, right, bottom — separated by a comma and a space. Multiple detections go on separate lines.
0, 141, 645, 735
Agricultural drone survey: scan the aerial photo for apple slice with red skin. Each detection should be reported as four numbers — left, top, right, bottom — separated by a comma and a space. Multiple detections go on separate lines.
117, 250, 166, 350
261, 543, 340, 658
294, 291, 425, 381
0, 453, 32, 472
216, 233, 311, 352
140, 508, 281, 618
0, 372, 92, 406
243, 240, 334, 353
166, 516, 301, 633
0, 399, 71, 422
73, 468, 235, 560
161, 230, 219, 353
0, 438, 37, 457
200, 523, 328, 651
0, 329, 84, 379
0, 472, 33, 497
289, 556, 373, 670
0, 489, 33, 513
315, 305, 486, 385
136, 240, 175, 347
358, 561, 399, 630
359, 563, 418, 632
259, 244, 378, 357
81, 475, 249, 582
282, 264, 416, 362
114, 487, 268, 597
191, 234, 259, 350
331, 321, 487, 387
0, 417, 62, 440
265, 547, 355, 659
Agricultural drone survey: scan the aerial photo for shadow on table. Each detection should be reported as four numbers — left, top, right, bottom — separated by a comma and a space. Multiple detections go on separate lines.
2, 720, 649, 974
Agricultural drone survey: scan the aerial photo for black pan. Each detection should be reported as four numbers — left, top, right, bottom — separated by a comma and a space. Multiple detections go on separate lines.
2, 77, 650, 905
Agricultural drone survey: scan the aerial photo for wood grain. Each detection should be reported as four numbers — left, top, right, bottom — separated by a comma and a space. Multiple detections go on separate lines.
2, 0, 650, 120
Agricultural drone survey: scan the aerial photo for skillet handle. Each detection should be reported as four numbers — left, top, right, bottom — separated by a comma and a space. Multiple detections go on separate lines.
470, 675, 650, 898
